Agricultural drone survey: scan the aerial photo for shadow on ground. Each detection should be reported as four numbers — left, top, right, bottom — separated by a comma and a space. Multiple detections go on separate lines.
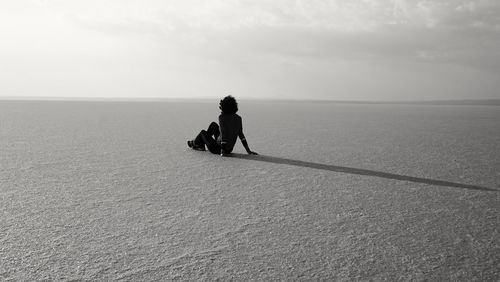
230, 153, 496, 192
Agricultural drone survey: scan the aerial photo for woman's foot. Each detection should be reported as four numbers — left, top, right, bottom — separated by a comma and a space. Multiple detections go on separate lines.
187, 140, 205, 151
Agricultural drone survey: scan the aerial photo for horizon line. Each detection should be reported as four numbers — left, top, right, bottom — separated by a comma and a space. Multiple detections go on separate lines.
1, 96, 500, 106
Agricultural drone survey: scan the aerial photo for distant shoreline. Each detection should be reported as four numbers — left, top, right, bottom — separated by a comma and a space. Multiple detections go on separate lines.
1, 97, 499, 106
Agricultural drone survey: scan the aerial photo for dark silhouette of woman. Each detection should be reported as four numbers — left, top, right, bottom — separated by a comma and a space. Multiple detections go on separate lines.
187, 96, 258, 156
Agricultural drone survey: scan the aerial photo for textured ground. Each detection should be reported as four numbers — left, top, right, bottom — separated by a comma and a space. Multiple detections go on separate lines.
1, 100, 499, 280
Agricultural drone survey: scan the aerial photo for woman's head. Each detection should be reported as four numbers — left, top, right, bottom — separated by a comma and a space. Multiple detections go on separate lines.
219, 95, 238, 114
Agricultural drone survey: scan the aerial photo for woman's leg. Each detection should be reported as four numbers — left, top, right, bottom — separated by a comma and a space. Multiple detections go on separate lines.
192, 122, 221, 154
200, 130, 221, 154
206, 122, 220, 140
193, 130, 205, 150
194, 122, 218, 148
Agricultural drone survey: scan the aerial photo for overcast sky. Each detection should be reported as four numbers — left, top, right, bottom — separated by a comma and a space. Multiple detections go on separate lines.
1, 0, 499, 100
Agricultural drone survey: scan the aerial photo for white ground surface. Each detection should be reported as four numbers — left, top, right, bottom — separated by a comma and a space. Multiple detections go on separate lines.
1, 101, 499, 280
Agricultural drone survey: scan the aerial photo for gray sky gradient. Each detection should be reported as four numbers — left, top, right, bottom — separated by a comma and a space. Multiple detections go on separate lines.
1, 0, 500, 100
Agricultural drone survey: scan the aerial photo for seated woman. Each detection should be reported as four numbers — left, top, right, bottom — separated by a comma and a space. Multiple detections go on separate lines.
187, 96, 258, 156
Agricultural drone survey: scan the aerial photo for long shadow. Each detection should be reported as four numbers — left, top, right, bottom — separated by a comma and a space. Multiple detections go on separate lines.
230, 153, 497, 192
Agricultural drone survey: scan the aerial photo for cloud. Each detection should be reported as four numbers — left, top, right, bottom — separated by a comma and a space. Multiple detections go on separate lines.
1, 0, 499, 99
54, 0, 500, 71
56, 0, 500, 31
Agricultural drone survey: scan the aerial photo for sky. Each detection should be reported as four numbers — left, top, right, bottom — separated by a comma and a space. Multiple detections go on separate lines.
1, 0, 499, 101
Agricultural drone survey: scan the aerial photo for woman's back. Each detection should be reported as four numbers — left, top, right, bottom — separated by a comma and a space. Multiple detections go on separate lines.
218, 113, 242, 153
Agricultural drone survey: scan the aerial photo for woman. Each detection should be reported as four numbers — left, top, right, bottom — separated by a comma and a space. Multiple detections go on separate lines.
187, 96, 258, 156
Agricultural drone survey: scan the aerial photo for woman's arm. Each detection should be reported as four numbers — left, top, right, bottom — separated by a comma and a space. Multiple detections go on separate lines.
239, 131, 257, 155
241, 139, 258, 155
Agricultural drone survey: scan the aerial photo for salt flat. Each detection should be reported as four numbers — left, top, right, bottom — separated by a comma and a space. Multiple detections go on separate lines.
1, 100, 499, 280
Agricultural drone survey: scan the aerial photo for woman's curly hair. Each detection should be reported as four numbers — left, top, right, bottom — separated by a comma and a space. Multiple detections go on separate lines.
219, 95, 238, 114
